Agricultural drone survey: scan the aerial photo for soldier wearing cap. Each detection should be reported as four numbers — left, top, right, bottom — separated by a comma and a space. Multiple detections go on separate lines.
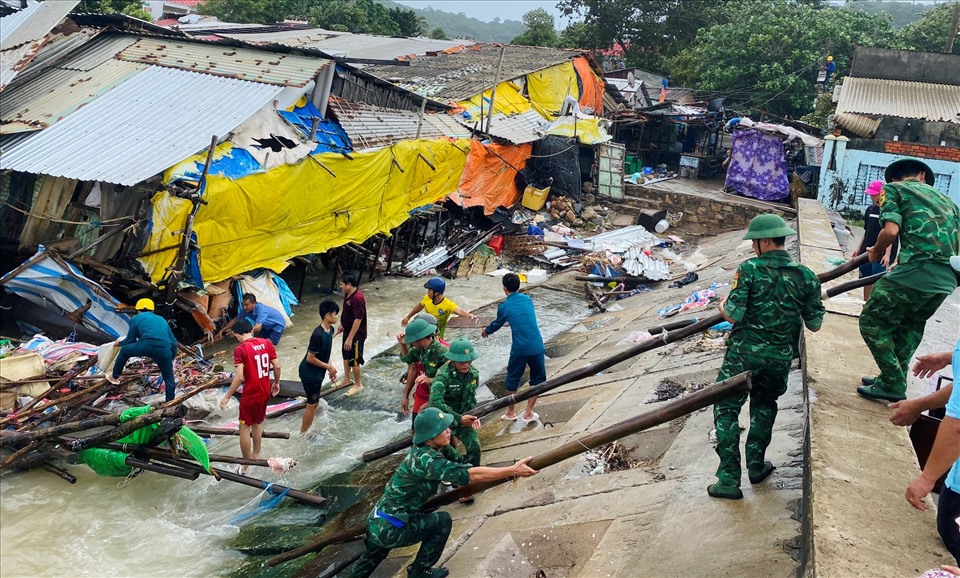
398, 318, 449, 425
858, 158, 960, 403
106, 298, 180, 401
428, 339, 483, 473
350, 407, 538, 578
709, 214, 824, 500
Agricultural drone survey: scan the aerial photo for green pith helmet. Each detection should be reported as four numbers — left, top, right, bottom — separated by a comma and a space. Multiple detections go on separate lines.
413, 407, 455, 444
403, 318, 437, 344
885, 157, 934, 186
743, 213, 796, 240
445, 338, 480, 362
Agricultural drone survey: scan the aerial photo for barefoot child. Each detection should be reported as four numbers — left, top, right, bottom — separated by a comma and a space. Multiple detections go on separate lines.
220, 319, 281, 472
298, 300, 340, 435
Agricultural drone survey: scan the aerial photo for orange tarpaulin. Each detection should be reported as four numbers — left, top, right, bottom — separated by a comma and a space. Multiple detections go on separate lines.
573, 56, 604, 115
452, 140, 532, 215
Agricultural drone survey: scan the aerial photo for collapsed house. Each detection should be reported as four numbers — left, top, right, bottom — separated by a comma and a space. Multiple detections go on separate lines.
820, 46, 960, 214
0, 8, 618, 343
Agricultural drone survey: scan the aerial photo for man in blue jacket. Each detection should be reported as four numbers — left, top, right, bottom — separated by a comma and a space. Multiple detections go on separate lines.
482, 273, 545, 422
106, 298, 179, 401
217, 293, 287, 345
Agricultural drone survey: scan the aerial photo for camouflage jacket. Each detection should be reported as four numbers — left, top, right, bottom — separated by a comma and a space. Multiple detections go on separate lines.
429, 363, 479, 424
723, 250, 824, 361
880, 180, 960, 294
373, 444, 470, 522
400, 339, 448, 379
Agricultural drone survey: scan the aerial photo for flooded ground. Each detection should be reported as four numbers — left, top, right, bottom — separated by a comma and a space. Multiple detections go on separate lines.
0, 271, 590, 577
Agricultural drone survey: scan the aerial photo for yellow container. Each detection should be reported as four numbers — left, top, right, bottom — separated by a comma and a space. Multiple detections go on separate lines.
521, 185, 550, 211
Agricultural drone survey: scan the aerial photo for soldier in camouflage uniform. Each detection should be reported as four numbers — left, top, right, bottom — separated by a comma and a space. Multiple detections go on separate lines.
709, 214, 825, 500
429, 339, 482, 469
399, 318, 449, 425
350, 407, 538, 578
858, 158, 960, 403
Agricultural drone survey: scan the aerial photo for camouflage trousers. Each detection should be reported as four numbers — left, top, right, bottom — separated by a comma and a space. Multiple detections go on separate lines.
350, 511, 452, 578
713, 352, 792, 487
860, 276, 947, 396
452, 425, 481, 467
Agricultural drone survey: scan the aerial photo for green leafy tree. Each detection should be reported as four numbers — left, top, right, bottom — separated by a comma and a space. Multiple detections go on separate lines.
196, 0, 290, 24
429, 26, 449, 40
844, 1, 934, 28
799, 91, 835, 130
557, 0, 733, 72
511, 8, 559, 47
388, 6, 427, 36
78, 0, 153, 21
899, 2, 960, 54
309, 0, 400, 35
666, 0, 901, 117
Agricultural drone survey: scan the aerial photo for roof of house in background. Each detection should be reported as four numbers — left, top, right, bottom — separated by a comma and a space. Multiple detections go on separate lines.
364, 44, 585, 101
0, 0, 79, 90
0, 65, 284, 185
836, 77, 960, 127
326, 97, 471, 150
849, 47, 960, 87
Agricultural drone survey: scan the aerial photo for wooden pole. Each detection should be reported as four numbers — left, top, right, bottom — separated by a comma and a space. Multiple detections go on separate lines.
361, 253, 870, 463
824, 271, 884, 299
269, 372, 752, 567
66, 413, 179, 452
485, 45, 507, 134
0, 406, 186, 447
154, 456, 327, 507
41, 463, 77, 484
189, 425, 290, 439
12, 358, 99, 417
946, 4, 960, 54
157, 377, 227, 410
0, 379, 113, 428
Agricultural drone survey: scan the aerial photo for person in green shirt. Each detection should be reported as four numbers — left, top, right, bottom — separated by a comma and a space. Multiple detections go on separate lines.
398, 318, 449, 426
858, 158, 960, 402
349, 407, 538, 578
428, 339, 482, 472
710, 214, 824, 500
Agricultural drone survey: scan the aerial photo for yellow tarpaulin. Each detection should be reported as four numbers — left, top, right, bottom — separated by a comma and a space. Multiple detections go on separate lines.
451, 140, 532, 215
457, 81, 531, 118
526, 61, 580, 120
546, 116, 612, 145
139, 138, 471, 284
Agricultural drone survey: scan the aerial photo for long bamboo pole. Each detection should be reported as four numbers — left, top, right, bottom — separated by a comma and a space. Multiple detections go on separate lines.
65, 413, 180, 452
188, 425, 290, 439
269, 372, 752, 567
361, 253, 868, 463
0, 406, 186, 447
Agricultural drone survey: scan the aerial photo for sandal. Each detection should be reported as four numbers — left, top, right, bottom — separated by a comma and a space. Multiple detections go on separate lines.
500, 413, 517, 421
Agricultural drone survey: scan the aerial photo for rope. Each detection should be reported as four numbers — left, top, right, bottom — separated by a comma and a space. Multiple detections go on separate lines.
3, 203, 133, 226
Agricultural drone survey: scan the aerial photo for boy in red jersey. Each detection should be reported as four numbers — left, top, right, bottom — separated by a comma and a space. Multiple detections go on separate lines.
220, 319, 281, 472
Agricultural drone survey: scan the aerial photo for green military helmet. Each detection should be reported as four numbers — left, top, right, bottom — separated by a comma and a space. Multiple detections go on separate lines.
413, 407, 455, 444
885, 157, 935, 186
445, 338, 480, 362
403, 318, 437, 344
743, 213, 796, 240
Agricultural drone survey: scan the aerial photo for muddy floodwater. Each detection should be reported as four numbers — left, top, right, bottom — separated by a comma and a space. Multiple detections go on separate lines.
0, 273, 589, 577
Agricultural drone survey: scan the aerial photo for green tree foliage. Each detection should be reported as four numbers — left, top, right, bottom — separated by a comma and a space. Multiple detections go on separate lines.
899, 2, 960, 54
666, 0, 901, 117
379, 1, 524, 42
310, 0, 400, 35
511, 8, 559, 47
78, 0, 152, 21
844, 1, 934, 28
799, 91, 836, 130
388, 6, 427, 36
557, 0, 733, 72
196, 0, 290, 24
429, 27, 449, 40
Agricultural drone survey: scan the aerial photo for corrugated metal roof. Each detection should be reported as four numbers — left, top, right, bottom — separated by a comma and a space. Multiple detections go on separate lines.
1, 59, 147, 133
0, 42, 37, 91
244, 31, 473, 61
56, 32, 138, 71
365, 44, 581, 101
327, 97, 470, 150
11, 26, 102, 83
0, 1, 78, 51
834, 111, 882, 139
836, 77, 960, 124
116, 36, 329, 87
0, 65, 283, 185
456, 109, 548, 144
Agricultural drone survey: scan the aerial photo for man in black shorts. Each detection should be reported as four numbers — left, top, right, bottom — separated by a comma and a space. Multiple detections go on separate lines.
298, 300, 339, 435
338, 273, 367, 396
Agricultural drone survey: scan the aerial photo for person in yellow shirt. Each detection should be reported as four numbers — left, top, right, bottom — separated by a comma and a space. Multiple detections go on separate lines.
401, 277, 476, 339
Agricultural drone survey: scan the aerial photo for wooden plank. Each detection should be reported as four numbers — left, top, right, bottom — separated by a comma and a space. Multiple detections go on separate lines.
445, 316, 495, 329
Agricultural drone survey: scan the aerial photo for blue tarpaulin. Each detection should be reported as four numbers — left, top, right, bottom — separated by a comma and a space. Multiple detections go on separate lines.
278, 100, 352, 156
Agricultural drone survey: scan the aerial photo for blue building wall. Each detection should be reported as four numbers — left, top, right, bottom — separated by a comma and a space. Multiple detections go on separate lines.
818, 136, 960, 216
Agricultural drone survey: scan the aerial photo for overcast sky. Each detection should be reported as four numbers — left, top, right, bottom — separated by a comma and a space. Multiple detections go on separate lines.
395, 1, 577, 27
